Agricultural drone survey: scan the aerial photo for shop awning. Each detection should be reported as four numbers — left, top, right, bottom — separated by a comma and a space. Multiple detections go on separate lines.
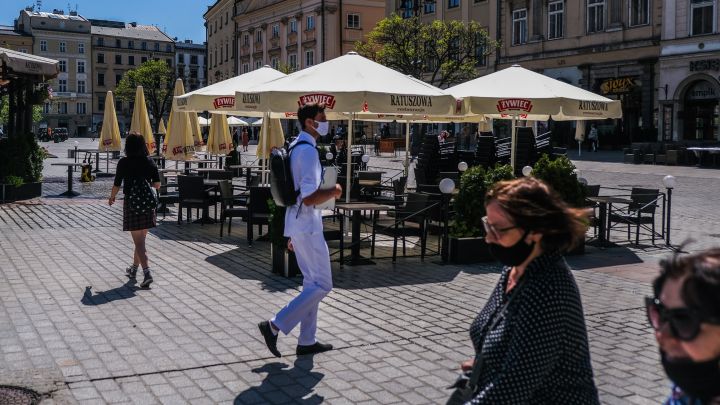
0, 47, 58, 78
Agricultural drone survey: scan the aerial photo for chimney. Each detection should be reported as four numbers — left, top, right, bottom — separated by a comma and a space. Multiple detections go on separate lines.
185, 39, 192, 44
53, 9, 64, 15
130, 22, 137, 27
70, 11, 77, 16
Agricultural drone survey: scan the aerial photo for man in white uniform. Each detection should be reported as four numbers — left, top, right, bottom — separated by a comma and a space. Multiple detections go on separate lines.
258, 103, 341, 357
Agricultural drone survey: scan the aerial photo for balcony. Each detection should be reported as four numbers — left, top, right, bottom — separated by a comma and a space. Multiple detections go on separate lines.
302, 29, 316, 45
240, 44, 251, 57
270, 38, 281, 50
343, 29, 365, 43
287, 31, 298, 44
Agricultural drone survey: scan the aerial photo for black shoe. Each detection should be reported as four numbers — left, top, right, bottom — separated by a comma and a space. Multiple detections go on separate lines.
296, 342, 333, 356
126, 266, 138, 279
258, 321, 281, 358
140, 272, 153, 288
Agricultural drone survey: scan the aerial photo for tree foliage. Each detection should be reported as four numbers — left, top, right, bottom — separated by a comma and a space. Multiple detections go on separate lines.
115, 60, 176, 129
532, 154, 586, 208
356, 15, 499, 88
0, 95, 44, 126
451, 164, 516, 237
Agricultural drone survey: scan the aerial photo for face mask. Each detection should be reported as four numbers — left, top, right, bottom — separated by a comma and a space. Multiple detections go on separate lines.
661, 352, 720, 401
315, 121, 329, 136
488, 231, 535, 267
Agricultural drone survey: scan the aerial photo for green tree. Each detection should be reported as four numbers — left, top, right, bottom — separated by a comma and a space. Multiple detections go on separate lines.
115, 60, 176, 129
0, 95, 43, 126
356, 15, 499, 88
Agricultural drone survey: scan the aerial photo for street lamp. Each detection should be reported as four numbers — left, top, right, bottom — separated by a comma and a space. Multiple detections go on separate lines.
522, 165, 532, 177
439, 177, 455, 263
74, 140, 79, 171
361, 154, 370, 170
457, 161, 468, 172
663, 175, 676, 247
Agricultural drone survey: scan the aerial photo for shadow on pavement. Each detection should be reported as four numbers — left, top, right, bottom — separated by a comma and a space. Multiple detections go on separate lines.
80, 281, 139, 306
234, 356, 324, 404
565, 245, 645, 270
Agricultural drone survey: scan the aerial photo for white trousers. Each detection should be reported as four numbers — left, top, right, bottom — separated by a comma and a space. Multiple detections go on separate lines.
271, 231, 332, 346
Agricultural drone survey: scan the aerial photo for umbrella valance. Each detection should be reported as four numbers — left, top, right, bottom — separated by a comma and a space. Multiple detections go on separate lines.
0, 47, 58, 77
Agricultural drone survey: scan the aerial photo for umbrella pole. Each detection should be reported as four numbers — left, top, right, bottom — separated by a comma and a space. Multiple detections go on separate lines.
106, 151, 109, 173
345, 115, 353, 203
510, 115, 517, 170
404, 120, 410, 177
262, 111, 269, 184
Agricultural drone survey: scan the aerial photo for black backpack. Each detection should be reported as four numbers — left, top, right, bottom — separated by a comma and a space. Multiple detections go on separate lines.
269, 140, 317, 207
127, 178, 158, 214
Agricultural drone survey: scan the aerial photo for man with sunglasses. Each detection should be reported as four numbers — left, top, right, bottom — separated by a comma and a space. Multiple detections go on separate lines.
647, 247, 720, 404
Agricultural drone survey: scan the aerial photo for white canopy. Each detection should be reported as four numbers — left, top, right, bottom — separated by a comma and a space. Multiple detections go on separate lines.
173, 66, 286, 115
198, 116, 210, 126
447, 64, 622, 121
0, 47, 58, 77
227, 116, 250, 126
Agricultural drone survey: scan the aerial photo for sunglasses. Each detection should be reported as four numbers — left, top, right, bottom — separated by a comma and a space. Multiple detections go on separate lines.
645, 296, 720, 341
481, 216, 518, 239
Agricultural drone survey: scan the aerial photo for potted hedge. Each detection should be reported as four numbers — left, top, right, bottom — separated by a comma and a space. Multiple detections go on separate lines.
448, 164, 515, 264
0, 134, 46, 203
268, 199, 300, 277
531, 154, 587, 255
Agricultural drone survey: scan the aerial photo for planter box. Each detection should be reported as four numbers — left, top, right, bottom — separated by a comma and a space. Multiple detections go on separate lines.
449, 236, 493, 264
271, 245, 300, 278
1, 182, 42, 203
566, 236, 586, 256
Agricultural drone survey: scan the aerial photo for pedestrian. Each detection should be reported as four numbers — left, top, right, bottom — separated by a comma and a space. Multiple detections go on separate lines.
449, 177, 599, 404
242, 127, 249, 152
587, 124, 598, 152
647, 247, 720, 404
258, 103, 342, 358
232, 127, 239, 147
108, 133, 160, 289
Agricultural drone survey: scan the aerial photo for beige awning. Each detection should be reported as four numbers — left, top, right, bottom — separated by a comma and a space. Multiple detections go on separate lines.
0, 47, 58, 78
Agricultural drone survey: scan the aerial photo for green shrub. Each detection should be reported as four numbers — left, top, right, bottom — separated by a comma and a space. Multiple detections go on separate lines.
0, 134, 46, 184
531, 154, 586, 207
4, 175, 23, 187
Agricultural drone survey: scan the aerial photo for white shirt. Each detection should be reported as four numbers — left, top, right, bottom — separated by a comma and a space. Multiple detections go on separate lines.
284, 131, 323, 237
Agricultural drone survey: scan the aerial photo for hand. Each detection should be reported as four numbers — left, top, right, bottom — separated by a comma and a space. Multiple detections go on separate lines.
333, 184, 343, 199
108, 196, 115, 206
461, 358, 474, 372
287, 239, 294, 252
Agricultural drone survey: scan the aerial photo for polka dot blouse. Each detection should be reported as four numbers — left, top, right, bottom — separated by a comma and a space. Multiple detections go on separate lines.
467, 251, 600, 404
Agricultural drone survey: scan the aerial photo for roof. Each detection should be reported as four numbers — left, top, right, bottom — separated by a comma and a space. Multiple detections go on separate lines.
22, 10, 89, 22
176, 42, 206, 51
0, 26, 30, 37
90, 22, 174, 42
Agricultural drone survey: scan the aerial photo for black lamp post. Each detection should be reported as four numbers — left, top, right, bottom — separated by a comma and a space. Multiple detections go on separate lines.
663, 175, 676, 246
439, 177, 455, 263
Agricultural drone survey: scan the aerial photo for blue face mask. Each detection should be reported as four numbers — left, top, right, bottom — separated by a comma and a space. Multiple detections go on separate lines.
315, 121, 329, 136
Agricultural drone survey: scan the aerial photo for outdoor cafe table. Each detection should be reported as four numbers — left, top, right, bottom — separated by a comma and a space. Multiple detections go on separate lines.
227, 164, 263, 185
50, 162, 84, 197
586, 196, 633, 246
687, 147, 720, 167
336, 202, 393, 266
195, 167, 227, 179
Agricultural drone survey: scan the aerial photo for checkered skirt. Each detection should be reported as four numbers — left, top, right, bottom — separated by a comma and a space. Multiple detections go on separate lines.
122, 201, 157, 231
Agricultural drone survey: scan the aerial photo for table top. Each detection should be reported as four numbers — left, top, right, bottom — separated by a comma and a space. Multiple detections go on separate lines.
51, 162, 84, 166
227, 164, 263, 169
187, 159, 217, 164
357, 170, 386, 175
687, 147, 720, 152
336, 202, 393, 211
158, 168, 182, 173
149, 156, 165, 160
195, 168, 227, 173
75, 148, 101, 153
587, 196, 633, 204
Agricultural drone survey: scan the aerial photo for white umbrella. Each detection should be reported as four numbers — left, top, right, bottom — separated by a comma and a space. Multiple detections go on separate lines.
447, 64, 622, 167
164, 79, 195, 161
207, 113, 233, 155
227, 116, 250, 126
198, 116, 210, 126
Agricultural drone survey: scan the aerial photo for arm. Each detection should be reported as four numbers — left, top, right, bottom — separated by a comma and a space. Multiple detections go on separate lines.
109, 186, 120, 206
302, 184, 341, 206
110, 159, 124, 206
293, 146, 342, 206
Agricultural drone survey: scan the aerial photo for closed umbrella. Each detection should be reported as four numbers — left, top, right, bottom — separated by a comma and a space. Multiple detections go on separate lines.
99, 91, 121, 152
189, 110, 204, 149
256, 118, 285, 158
157, 117, 166, 135
575, 122, 585, 156
163, 79, 195, 161
207, 113, 233, 155
129, 86, 156, 154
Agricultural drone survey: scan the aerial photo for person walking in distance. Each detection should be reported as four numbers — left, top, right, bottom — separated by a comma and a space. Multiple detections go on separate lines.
241, 127, 249, 152
108, 134, 161, 288
258, 103, 341, 357
587, 124, 598, 152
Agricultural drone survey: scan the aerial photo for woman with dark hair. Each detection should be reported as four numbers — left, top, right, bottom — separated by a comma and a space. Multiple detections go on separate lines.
108, 134, 160, 288
452, 177, 599, 404
648, 247, 720, 404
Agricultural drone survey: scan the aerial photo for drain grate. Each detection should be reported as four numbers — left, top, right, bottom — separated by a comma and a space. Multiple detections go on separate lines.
0, 386, 41, 405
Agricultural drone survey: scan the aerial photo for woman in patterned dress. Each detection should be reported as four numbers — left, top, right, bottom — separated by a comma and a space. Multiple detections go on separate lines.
457, 177, 599, 404
108, 134, 160, 288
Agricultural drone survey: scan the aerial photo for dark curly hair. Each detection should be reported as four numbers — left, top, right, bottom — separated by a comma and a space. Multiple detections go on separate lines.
124, 133, 148, 158
297, 103, 325, 130
653, 245, 720, 319
485, 177, 588, 253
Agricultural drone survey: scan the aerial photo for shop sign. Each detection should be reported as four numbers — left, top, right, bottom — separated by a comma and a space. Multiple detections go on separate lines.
687, 81, 717, 100
600, 77, 636, 95
689, 59, 720, 72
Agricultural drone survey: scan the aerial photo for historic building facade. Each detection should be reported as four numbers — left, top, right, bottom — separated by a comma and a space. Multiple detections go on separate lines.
89, 20, 175, 132
0, 25, 32, 52
205, 0, 238, 84
659, 0, 720, 143
16, 8, 93, 136
176, 40, 207, 92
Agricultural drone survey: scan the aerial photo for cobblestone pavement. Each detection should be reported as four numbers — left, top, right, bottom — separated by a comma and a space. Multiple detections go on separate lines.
1, 139, 717, 404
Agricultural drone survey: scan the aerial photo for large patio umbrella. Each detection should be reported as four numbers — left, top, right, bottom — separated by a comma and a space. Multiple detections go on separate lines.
206, 113, 233, 155
227, 116, 250, 127
189, 110, 204, 149
198, 116, 210, 126
157, 117, 166, 135
234, 51, 458, 201
256, 118, 285, 159
163, 79, 195, 161
447, 64, 622, 168
129, 86, 156, 154
99, 91, 121, 152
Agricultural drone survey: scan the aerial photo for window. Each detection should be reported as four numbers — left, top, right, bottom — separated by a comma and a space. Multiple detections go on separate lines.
116, 74, 122, 86
629, 0, 650, 26
255, 30, 262, 43
128, 55, 135, 65
225, 43, 229, 61
59, 41, 66, 52
271, 57, 279, 69
691, 0, 715, 36
306, 15, 315, 30
272, 24, 280, 38
128, 40, 134, 49
43, 103, 51, 114
19, 49, 27, 53
179, 53, 185, 64
243, 34, 250, 45
255, 60, 262, 69
190, 55, 198, 64
77, 102, 86, 114
548, 0, 564, 39
77, 60, 85, 73
512, 8, 528, 45
98, 95, 105, 111
154, 43, 160, 51
289, 53, 297, 70
78, 43, 84, 53
425, 1, 436, 13
58, 60, 66, 72
115, 39, 121, 48
305, 49, 314, 67
77, 80, 85, 93
474, 33, 487, 66
166, 44, 172, 52
58, 79, 67, 92
141, 56, 148, 63
97, 37, 104, 46
448, 0, 460, 8
242, 63, 249, 73
40, 40, 47, 51
190, 68, 198, 79
220, 46, 224, 63
115, 54, 122, 64
97, 53, 105, 64
59, 102, 67, 114
347, 13, 360, 29
98, 73, 105, 86
587, 0, 606, 33
289, 19, 297, 33
141, 42, 147, 50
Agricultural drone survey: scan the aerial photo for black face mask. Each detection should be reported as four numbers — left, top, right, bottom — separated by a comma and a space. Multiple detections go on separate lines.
488, 231, 535, 267
661, 352, 720, 401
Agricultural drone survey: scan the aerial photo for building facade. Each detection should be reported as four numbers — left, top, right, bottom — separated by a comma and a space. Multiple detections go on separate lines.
90, 20, 175, 132
659, 0, 720, 143
17, 8, 92, 136
205, 0, 238, 84
176, 40, 207, 92
0, 25, 32, 52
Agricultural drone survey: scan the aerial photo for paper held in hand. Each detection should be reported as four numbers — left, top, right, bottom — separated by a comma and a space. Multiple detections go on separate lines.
314, 167, 337, 211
